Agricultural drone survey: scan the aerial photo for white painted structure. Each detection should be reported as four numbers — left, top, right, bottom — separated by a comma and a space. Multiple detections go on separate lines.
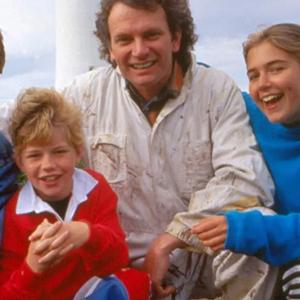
55, 0, 105, 89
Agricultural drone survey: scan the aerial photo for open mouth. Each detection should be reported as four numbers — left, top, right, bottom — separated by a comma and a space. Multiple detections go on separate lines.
261, 94, 283, 105
40, 175, 60, 182
131, 61, 155, 70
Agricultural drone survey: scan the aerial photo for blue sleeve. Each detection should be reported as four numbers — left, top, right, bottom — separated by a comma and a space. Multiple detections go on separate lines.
225, 210, 300, 266
0, 133, 18, 203
0, 133, 19, 243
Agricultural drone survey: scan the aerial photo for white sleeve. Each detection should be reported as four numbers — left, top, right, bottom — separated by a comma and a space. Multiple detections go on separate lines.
167, 76, 274, 253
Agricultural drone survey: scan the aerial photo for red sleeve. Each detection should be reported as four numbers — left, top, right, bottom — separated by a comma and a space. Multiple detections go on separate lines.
0, 262, 43, 300
78, 170, 129, 276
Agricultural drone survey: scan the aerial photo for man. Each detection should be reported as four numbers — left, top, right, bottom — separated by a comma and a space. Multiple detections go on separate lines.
64, 1, 277, 299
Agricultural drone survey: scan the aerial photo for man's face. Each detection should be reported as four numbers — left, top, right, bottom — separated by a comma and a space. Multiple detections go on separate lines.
108, 3, 181, 100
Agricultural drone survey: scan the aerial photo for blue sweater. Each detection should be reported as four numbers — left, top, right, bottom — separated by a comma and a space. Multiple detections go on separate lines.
225, 93, 300, 266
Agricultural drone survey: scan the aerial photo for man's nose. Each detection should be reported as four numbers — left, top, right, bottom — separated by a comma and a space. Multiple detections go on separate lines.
132, 38, 149, 57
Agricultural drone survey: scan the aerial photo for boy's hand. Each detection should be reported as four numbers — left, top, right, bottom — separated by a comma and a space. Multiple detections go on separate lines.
191, 216, 228, 251
57, 221, 90, 249
26, 219, 74, 273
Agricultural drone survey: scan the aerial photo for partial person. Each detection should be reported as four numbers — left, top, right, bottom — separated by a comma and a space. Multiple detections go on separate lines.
0, 87, 150, 300
63, 1, 277, 299
192, 23, 300, 299
0, 29, 19, 240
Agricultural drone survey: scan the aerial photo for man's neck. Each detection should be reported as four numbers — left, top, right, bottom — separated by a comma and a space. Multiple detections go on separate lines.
127, 61, 184, 125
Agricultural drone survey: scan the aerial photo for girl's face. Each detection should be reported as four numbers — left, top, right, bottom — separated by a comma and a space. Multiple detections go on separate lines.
247, 40, 300, 125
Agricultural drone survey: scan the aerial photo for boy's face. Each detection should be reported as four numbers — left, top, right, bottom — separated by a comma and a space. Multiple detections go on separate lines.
16, 126, 82, 202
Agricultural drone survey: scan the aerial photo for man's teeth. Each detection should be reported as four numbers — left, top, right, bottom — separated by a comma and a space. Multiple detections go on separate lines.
262, 95, 281, 103
132, 62, 154, 69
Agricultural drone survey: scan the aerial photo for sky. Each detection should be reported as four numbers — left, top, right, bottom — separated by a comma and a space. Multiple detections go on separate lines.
0, 0, 299, 101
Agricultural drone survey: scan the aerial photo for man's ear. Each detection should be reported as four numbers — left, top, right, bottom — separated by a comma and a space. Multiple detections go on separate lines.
172, 30, 182, 53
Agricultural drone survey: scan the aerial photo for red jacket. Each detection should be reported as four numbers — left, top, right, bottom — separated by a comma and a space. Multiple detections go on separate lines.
0, 169, 149, 299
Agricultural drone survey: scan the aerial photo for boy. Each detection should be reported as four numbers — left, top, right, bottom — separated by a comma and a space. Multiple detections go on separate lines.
0, 87, 150, 299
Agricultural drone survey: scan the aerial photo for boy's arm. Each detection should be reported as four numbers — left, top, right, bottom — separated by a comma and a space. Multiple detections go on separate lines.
225, 210, 300, 266
0, 262, 43, 300
76, 172, 129, 276
0, 219, 75, 300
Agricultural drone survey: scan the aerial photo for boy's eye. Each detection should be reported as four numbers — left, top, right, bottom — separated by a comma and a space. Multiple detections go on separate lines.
25, 153, 41, 159
54, 149, 68, 154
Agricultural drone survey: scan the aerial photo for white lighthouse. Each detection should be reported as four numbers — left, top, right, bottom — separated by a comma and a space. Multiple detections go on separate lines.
55, 0, 105, 89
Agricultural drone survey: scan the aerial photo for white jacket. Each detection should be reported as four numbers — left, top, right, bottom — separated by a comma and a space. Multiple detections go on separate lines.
64, 56, 274, 262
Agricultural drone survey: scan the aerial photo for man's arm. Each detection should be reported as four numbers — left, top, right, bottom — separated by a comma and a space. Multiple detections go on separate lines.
166, 79, 274, 252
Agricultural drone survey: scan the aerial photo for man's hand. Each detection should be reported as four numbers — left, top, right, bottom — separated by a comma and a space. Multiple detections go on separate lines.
143, 233, 186, 299
191, 215, 228, 251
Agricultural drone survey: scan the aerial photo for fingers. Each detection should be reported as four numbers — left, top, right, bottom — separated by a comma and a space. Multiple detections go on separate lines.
191, 216, 227, 252
29, 220, 63, 242
41, 221, 63, 240
50, 230, 69, 248
33, 230, 69, 254
191, 217, 222, 234
38, 243, 74, 264
34, 238, 53, 255
29, 218, 51, 241
202, 234, 226, 251
153, 282, 176, 299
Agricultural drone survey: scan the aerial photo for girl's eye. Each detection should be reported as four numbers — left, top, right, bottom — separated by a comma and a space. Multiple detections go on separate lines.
248, 73, 259, 81
270, 66, 284, 73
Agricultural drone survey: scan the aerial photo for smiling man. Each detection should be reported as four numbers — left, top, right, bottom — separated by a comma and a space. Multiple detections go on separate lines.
64, 1, 278, 299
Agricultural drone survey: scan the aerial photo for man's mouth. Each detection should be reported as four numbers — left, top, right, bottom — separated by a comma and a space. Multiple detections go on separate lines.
131, 61, 155, 69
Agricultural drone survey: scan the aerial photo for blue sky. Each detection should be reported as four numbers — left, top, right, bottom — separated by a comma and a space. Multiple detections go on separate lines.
0, 0, 299, 101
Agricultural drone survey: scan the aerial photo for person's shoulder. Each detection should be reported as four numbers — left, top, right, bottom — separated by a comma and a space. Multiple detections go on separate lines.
191, 60, 237, 91
70, 64, 115, 87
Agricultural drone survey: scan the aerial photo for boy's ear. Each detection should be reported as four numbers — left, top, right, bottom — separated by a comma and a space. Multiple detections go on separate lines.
75, 146, 84, 163
14, 153, 24, 172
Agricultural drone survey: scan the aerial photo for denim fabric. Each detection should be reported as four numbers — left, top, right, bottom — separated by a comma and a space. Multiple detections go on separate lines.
0, 132, 18, 243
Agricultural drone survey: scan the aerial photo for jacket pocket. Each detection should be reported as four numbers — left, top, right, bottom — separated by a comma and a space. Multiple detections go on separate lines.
90, 133, 127, 183
181, 140, 213, 198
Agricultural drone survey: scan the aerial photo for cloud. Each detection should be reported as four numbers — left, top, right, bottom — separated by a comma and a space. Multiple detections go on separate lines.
194, 36, 249, 91
0, 0, 55, 100
0, 0, 300, 100
190, 0, 300, 91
